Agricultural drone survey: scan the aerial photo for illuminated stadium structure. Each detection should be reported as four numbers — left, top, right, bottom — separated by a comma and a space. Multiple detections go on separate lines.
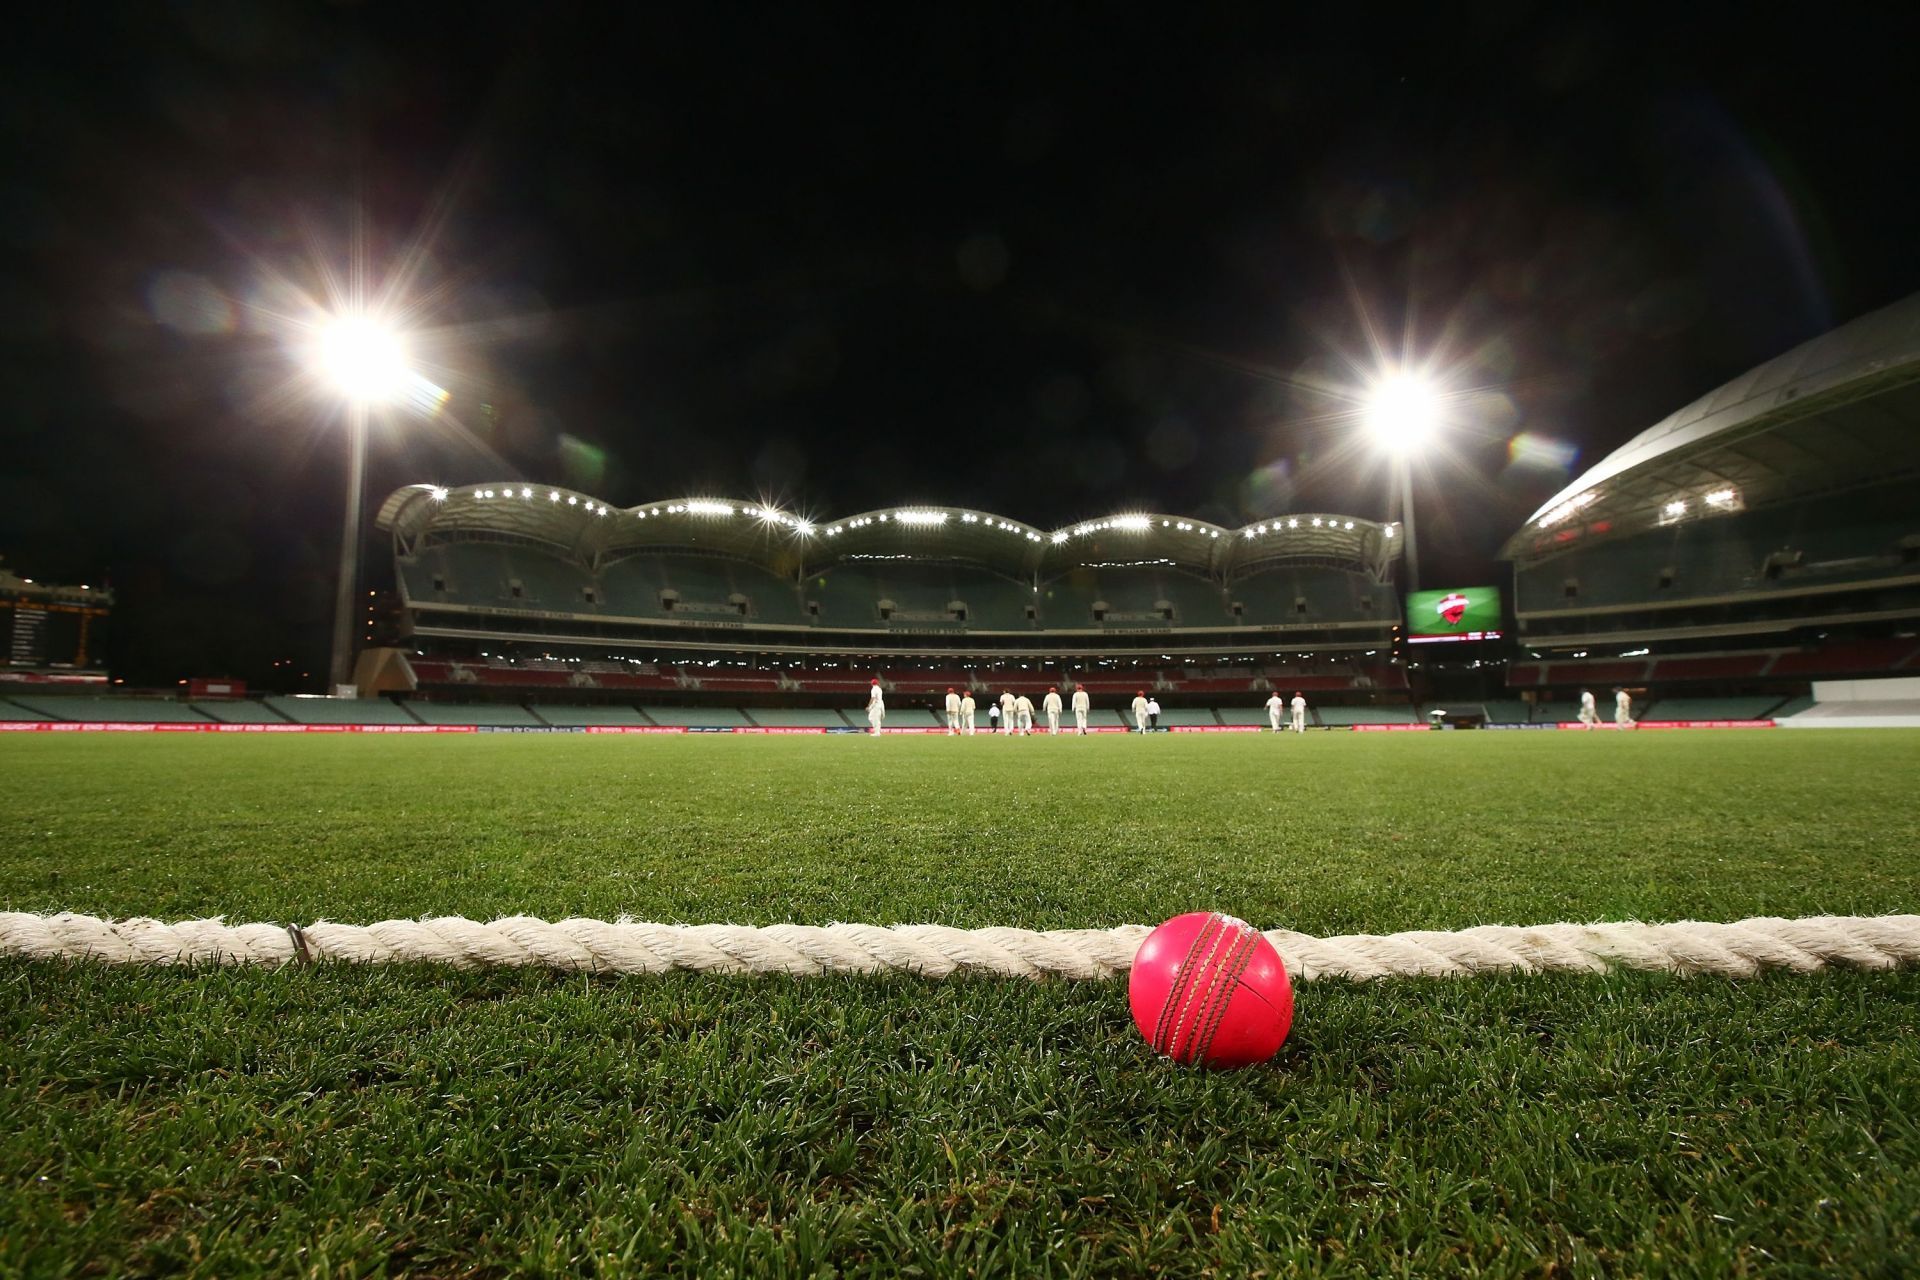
1500, 290, 1920, 695
369, 489, 1405, 706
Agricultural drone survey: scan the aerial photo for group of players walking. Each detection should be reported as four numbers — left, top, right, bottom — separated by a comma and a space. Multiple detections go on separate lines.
861, 678, 1310, 735
860, 678, 1639, 734
1578, 687, 1635, 728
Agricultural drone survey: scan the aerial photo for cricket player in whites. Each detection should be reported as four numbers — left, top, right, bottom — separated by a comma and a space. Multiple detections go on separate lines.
998, 690, 1017, 734
944, 687, 961, 735
1615, 687, 1635, 728
1265, 690, 1284, 732
1071, 684, 1090, 734
1043, 687, 1063, 734
1578, 689, 1600, 729
866, 678, 886, 735
959, 690, 977, 735
1131, 690, 1150, 733
1014, 692, 1035, 735
1290, 691, 1307, 733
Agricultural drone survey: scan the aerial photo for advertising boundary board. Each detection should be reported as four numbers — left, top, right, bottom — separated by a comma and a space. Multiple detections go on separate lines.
0, 718, 1785, 735
1543, 720, 1777, 731
0, 722, 483, 733
1169, 725, 1263, 733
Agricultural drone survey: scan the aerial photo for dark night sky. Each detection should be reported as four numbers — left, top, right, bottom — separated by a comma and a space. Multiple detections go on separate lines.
2, 3, 1917, 686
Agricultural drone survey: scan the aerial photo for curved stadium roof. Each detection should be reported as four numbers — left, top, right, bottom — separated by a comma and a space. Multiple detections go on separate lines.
1503, 290, 1920, 562
375, 486, 1402, 582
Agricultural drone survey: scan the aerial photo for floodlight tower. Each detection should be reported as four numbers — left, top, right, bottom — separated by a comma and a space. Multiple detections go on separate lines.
1363, 371, 1441, 594
312, 315, 411, 695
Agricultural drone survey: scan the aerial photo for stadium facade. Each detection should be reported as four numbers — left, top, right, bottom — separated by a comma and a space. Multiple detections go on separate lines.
1499, 290, 1920, 701
367, 492, 1409, 710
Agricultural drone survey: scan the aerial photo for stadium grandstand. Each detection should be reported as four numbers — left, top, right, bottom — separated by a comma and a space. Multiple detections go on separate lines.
340, 490, 1409, 726
1500, 290, 1920, 725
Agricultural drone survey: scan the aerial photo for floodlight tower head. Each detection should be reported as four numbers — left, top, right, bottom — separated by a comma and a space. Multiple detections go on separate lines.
314, 314, 411, 405
1364, 371, 1441, 456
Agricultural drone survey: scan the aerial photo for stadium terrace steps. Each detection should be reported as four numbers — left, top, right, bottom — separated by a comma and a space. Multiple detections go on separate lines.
526, 704, 649, 727
0, 698, 54, 721
1768, 695, 1816, 720
189, 700, 293, 724
1155, 708, 1222, 727
1216, 707, 1276, 726
640, 705, 750, 727
7, 696, 212, 723
407, 703, 546, 727
1315, 706, 1419, 725
741, 708, 847, 728
1480, 700, 1535, 724
264, 696, 423, 725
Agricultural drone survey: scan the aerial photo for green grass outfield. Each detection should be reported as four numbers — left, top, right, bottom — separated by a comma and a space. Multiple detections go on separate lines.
3, 731, 1918, 1276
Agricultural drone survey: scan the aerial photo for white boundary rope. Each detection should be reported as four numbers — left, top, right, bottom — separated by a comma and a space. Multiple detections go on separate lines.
3, 912, 1918, 981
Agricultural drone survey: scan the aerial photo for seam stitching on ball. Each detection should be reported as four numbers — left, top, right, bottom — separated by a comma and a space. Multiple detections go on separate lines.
1193, 929, 1260, 1065
1169, 916, 1235, 1063
1152, 912, 1220, 1054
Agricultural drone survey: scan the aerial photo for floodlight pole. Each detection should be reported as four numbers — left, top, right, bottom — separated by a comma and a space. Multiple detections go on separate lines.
1396, 455, 1420, 594
327, 400, 369, 695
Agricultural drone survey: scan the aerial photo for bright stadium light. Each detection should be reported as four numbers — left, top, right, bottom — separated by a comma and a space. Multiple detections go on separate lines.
303, 310, 423, 697
1363, 371, 1441, 455
1363, 368, 1448, 594
894, 510, 949, 526
313, 314, 411, 405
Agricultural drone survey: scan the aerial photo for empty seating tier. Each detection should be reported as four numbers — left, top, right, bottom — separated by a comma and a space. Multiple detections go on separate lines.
8, 696, 208, 723
265, 697, 422, 725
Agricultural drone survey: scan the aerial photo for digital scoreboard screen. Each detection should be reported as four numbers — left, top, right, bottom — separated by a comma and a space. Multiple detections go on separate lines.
1405, 586, 1503, 644
2, 597, 106, 670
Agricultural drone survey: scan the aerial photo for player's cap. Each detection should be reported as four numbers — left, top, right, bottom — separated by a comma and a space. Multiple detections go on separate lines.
1076, 683, 1084, 690
947, 686, 955, 692
871, 677, 880, 684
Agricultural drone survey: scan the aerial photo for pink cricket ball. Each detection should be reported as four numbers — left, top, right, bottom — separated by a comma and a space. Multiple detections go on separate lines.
1128, 911, 1294, 1069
